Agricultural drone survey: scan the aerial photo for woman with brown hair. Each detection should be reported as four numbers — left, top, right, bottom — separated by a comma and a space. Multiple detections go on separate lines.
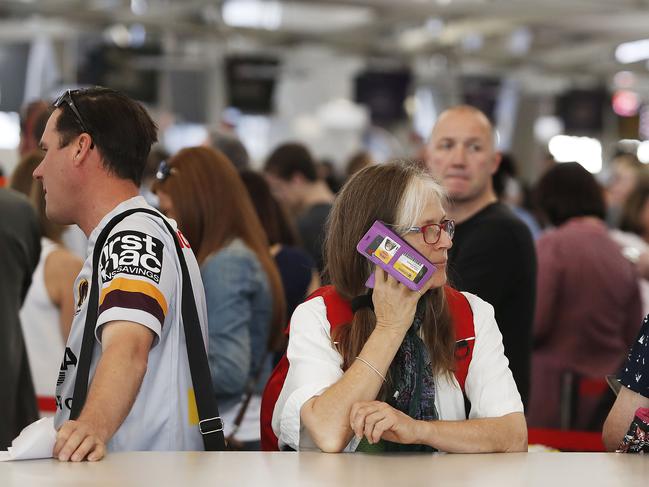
270, 161, 526, 452
153, 146, 285, 449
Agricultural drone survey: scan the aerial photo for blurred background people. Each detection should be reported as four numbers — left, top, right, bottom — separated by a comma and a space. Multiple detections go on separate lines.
344, 150, 374, 180
529, 162, 642, 431
610, 172, 649, 316
0, 187, 40, 449
205, 129, 250, 172
153, 146, 286, 449
18, 99, 50, 157
240, 169, 320, 361
492, 153, 541, 240
264, 142, 335, 273
10, 150, 83, 416
605, 153, 646, 229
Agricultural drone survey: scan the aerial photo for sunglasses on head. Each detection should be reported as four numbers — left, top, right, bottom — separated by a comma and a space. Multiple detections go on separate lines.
156, 160, 176, 181
54, 89, 91, 135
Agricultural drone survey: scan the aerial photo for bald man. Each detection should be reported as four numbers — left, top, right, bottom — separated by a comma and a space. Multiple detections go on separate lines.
425, 106, 536, 406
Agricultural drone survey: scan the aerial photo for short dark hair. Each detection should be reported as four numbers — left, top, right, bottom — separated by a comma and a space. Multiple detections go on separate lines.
54, 87, 157, 185
535, 162, 605, 226
264, 142, 317, 182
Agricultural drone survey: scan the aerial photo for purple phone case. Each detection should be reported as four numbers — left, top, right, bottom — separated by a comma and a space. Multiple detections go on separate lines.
356, 220, 436, 291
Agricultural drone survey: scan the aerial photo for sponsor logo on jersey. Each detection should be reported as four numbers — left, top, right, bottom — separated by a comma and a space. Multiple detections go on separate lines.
99, 230, 164, 283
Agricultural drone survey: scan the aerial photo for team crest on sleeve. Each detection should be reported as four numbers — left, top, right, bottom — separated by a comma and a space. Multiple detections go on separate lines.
99, 230, 164, 283
74, 279, 89, 315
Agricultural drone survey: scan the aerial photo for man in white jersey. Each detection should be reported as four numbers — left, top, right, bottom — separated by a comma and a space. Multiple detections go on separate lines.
34, 87, 210, 461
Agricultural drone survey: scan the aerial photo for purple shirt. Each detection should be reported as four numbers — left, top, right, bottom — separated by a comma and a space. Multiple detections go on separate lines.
528, 217, 643, 429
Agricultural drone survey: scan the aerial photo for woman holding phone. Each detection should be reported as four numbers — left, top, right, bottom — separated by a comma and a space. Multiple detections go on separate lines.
268, 160, 526, 453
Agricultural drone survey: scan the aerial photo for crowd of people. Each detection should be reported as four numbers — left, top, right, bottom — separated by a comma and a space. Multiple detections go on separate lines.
1, 87, 648, 461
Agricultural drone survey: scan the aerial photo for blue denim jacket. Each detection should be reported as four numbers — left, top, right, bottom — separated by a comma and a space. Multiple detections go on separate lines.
201, 239, 272, 406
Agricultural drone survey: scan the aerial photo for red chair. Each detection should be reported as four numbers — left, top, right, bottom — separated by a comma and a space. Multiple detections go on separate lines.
528, 427, 605, 451
528, 372, 610, 452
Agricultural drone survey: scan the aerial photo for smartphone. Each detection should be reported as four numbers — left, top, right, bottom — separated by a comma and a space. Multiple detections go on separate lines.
356, 220, 436, 291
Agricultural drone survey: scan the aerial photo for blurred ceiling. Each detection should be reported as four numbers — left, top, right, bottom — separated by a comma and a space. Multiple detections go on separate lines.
3, 0, 649, 79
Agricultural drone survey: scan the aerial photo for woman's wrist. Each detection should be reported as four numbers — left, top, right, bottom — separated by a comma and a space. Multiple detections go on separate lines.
373, 320, 410, 338
415, 419, 436, 447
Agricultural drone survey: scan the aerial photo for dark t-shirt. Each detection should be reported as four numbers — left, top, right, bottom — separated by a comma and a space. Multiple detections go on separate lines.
448, 202, 536, 405
275, 245, 316, 321
0, 189, 40, 448
619, 316, 649, 398
296, 203, 332, 273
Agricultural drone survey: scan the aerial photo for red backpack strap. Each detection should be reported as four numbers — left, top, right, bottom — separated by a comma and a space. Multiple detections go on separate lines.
260, 286, 351, 451
445, 286, 475, 393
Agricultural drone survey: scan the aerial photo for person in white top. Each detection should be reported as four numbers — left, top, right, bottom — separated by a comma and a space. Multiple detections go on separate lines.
12, 151, 83, 410
272, 161, 526, 453
34, 87, 209, 462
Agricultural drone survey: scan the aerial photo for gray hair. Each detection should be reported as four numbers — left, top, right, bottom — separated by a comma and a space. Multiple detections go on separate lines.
395, 162, 447, 232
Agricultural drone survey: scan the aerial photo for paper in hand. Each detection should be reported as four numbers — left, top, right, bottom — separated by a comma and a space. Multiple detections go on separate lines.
0, 417, 56, 461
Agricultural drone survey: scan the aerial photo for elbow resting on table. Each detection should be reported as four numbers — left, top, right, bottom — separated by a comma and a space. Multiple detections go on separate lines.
300, 399, 349, 453
506, 427, 528, 453
303, 425, 349, 454
497, 412, 528, 453
313, 435, 348, 454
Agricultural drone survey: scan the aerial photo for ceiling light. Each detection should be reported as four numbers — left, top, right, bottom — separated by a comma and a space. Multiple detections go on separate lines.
222, 0, 282, 31
613, 71, 636, 89
548, 135, 602, 173
615, 39, 649, 64
533, 116, 563, 143
612, 90, 640, 117
0, 111, 20, 150
637, 141, 649, 163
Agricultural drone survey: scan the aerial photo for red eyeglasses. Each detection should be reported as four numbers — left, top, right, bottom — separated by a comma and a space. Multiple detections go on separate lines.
405, 219, 455, 245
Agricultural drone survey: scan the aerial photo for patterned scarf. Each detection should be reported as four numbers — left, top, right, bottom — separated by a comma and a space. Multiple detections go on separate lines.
356, 298, 438, 453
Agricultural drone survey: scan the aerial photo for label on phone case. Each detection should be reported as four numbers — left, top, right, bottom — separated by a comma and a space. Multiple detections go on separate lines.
393, 252, 424, 281
374, 236, 400, 264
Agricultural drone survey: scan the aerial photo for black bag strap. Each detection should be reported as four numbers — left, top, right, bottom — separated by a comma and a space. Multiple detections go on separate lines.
69, 207, 226, 451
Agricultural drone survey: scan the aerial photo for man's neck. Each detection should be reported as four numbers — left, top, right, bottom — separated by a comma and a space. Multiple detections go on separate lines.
300, 181, 335, 210
77, 183, 140, 237
447, 191, 498, 224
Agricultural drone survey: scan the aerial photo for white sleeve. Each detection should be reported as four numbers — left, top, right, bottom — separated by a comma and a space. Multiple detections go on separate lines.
272, 297, 344, 450
463, 292, 524, 419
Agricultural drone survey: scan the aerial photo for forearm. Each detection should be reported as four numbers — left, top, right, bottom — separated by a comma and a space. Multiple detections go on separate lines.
602, 414, 628, 451
415, 412, 527, 453
603, 388, 649, 451
301, 326, 405, 452
77, 343, 148, 442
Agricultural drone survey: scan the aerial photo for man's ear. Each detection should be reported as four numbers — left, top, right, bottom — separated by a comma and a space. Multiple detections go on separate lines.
72, 133, 94, 166
490, 151, 502, 176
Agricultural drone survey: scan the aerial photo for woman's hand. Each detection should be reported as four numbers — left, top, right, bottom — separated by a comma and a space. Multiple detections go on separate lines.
350, 400, 420, 445
371, 268, 435, 334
